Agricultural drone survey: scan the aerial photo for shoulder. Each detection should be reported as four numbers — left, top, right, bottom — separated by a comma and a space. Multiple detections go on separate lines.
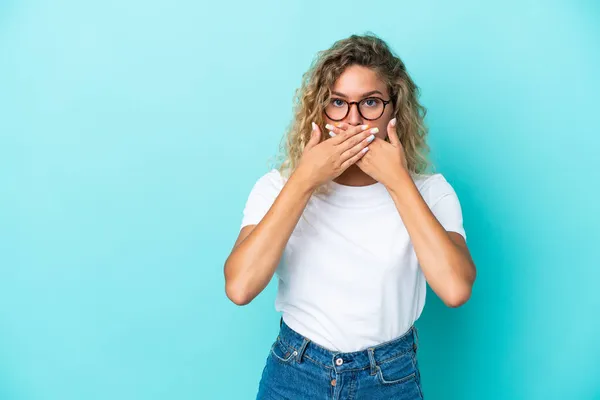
255, 168, 286, 187
248, 168, 287, 195
240, 169, 288, 228
411, 172, 460, 206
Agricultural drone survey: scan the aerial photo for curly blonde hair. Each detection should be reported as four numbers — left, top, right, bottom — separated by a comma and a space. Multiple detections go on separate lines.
268, 32, 433, 195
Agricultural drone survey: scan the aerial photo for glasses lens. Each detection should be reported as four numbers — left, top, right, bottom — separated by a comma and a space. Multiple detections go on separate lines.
359, 98, 384, 119
325, 99, 348, 120
325, 98, 386, 120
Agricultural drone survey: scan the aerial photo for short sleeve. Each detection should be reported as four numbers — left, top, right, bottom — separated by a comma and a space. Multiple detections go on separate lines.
420, 174, 467, 243
240, 169, 284, 230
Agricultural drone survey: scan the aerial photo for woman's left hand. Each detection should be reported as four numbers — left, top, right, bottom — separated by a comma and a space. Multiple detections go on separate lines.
329, 118, 409, 188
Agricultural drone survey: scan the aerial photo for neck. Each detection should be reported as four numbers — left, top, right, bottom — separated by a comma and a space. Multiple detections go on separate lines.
332, 165, 378, 187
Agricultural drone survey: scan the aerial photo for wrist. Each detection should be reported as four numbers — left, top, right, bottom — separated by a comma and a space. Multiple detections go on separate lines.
288, 168, 318, 196
385, 168, 413, 195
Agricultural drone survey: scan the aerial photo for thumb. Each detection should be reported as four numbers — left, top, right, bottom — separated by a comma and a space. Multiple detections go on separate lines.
305, 122, 322, 150
386, 117, 400, 147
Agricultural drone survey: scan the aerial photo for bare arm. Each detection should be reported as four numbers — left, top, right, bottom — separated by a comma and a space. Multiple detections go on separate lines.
386, 170, 476, 307
328, 121, 476, 308
224, 122, 375, 306
224, 170, 315, 305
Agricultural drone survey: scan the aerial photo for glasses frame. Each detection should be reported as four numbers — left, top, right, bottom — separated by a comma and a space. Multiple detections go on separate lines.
325, 96, 393, 121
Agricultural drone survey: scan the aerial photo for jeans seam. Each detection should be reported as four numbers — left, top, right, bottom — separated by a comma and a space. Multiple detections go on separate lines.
410, 350, 424, 399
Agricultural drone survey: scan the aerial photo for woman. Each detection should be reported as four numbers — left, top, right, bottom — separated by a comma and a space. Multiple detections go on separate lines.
224, 33, 476, 399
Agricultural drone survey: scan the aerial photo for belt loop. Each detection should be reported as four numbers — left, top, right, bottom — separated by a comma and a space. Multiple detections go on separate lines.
367, 348, 377, 375
296, 337, 310, 363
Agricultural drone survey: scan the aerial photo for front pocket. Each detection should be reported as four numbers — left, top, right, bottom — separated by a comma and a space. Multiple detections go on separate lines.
269, 338, 297, 364
375, 352, 417, 386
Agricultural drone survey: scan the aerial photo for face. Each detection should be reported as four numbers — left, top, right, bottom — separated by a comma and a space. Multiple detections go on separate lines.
324, 65, 394, 140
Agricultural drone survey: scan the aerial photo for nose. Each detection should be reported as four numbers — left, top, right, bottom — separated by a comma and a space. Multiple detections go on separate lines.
345, 102, 364, 126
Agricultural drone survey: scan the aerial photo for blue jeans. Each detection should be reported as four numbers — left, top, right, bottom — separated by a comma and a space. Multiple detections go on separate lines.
256, 317, 424, 399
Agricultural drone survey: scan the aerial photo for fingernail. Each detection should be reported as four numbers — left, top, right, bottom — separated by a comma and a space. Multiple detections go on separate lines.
325, 124, 335, 131
390, 118, 397, 126
366, 134, 375, 143
311, 122, 317, 131
362, 146, 370, 153
328, 131, 336, 137
361, 124, 369, 130
370, 127, 379, 134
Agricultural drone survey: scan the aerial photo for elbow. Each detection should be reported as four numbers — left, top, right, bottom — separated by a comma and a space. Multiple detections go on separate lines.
443, 282, 473, 308
444, 292, 470, 308
224, 256, 253, 306
443, 261, 476, 308
225, 279, 254, 306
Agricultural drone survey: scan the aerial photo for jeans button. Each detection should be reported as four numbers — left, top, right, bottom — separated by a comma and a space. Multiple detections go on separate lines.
331, 379, 336, 386
335, 358, 343, 366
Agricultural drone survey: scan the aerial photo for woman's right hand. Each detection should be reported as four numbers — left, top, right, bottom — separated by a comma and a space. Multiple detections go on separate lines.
295, 122, 378, 190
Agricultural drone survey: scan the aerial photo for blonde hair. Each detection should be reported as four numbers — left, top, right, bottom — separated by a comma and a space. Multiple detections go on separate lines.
268, 32, 434, 194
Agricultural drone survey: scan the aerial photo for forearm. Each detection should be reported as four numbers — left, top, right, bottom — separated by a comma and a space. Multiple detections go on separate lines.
225, 169, 315, 304
386, 170, 475, 307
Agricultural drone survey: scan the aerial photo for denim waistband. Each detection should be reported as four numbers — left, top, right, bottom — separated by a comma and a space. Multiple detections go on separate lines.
276, 317, 419, 373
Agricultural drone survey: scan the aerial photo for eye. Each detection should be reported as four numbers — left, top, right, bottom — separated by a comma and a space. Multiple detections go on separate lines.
363, 98, 381, 107
331, 99, 346, 107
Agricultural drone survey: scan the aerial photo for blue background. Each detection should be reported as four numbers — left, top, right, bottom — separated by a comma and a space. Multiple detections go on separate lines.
1, 1, 599, 399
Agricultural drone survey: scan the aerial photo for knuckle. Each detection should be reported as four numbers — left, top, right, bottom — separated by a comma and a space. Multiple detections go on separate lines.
352, 136, 364, 147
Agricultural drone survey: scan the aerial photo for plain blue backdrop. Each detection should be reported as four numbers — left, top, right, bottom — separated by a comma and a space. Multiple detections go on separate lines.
1, 1, 599, 399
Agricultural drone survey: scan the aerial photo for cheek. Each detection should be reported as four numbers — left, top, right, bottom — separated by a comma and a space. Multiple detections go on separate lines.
375, 122, 387, 139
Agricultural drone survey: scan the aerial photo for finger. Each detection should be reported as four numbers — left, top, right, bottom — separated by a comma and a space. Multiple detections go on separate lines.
305, 121, 322, 150
340, 144, 370, 170
326, 123, 370, 143
334, 122, 350, 131
386, 118, 400, 146
339, 131, 375, 163
338, 126, 378, 153
324, 123, 344, 137
325, 123, 364, 136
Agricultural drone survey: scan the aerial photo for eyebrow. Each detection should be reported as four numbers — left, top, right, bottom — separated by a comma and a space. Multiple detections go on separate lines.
331, 90, 384, 98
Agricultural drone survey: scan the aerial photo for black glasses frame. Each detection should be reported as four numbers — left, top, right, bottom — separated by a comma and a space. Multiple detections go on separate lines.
325, 96, 393, 121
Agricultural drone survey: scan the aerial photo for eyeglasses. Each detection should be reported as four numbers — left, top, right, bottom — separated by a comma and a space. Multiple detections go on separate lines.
325, 96, 392, 121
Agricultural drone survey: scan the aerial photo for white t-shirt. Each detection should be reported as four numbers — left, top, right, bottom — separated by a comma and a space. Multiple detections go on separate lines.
240, 168, 467, 353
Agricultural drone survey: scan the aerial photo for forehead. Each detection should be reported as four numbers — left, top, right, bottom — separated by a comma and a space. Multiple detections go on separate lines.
331, 65, 387, 96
